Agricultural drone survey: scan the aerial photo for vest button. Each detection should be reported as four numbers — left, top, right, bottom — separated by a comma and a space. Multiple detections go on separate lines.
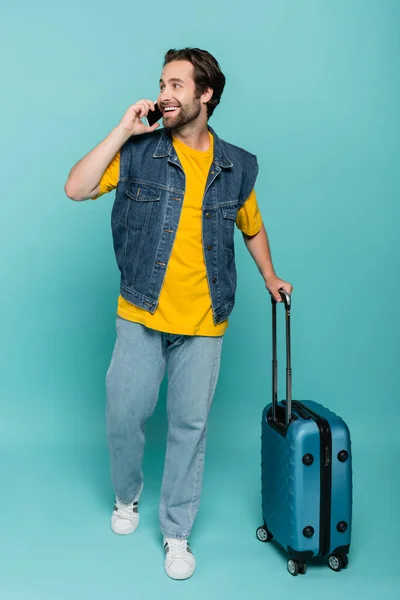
212, 276, 217, 283
205, 212, 211, 219
207, 245, 213, 251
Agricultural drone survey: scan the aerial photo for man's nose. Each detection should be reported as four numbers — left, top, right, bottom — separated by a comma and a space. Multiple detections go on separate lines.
159, 89, 171, 105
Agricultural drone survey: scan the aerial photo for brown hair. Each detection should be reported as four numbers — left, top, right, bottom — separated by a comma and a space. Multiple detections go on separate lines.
163, 48, 226, 118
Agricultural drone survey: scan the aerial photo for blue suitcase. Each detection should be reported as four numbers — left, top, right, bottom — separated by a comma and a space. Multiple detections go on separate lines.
256, 291, 353, 575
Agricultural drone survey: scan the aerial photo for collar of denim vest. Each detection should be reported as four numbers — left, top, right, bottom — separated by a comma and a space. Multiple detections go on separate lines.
152, 125, 233, 169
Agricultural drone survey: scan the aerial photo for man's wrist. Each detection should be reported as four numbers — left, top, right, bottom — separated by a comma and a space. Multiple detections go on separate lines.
114, 123, 133, 144
263, 268, 277, 283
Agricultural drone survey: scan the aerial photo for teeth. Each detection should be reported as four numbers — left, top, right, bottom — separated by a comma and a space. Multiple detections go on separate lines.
164, 107, 179, 112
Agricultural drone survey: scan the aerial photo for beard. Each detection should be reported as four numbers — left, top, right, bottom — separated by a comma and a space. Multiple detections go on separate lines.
162, 99, 202, 130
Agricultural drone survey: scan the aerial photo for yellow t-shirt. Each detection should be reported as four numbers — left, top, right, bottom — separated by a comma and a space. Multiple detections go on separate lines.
95, 133, 262, 336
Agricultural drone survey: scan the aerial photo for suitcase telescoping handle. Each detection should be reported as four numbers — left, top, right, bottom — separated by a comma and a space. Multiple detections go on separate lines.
271, 289, 292, 426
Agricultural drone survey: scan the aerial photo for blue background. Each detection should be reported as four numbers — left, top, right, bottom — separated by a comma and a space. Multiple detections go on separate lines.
1, 0, 399, 598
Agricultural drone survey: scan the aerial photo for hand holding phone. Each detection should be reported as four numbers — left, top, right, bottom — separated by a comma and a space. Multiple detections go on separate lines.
119, 100, 161, 137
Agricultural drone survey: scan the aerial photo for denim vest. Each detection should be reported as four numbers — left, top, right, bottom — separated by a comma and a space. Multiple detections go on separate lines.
111, 126, 258, 324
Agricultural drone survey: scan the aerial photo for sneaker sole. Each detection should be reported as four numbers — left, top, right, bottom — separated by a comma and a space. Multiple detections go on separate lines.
165, 569, 195, 580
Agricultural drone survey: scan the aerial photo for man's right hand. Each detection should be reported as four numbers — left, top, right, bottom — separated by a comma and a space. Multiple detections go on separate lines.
65, 99, 160, 202
118, 100, 160, 137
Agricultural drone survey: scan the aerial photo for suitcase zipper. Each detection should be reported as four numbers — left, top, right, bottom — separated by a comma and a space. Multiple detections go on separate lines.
292, 401, 332, 557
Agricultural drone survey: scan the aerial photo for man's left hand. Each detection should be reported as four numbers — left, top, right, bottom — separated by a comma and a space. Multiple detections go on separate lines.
265, 276, 293, 303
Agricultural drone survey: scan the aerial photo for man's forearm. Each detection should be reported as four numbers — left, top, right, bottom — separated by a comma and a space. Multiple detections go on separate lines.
242, 223, 276, 282
64, 124, 130, 201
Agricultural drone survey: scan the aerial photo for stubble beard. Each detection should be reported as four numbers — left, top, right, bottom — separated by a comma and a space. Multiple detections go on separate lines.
163, 99, 202, 130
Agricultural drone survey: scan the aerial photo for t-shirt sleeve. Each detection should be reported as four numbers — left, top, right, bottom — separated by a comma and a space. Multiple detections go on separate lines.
92, 151, 121, 199
236, 188, 263, 235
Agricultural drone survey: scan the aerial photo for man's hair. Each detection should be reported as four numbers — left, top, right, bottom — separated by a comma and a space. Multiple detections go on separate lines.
163, 48, 226, 118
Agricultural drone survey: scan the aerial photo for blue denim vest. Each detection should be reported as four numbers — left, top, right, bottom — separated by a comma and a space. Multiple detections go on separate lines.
111, 126, 258, 324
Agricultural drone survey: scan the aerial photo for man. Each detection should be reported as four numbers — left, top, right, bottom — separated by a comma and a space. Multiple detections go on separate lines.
65, 48, 292, 580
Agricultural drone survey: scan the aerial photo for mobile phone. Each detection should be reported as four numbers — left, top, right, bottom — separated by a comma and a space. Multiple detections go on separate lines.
147, 102, 163, 127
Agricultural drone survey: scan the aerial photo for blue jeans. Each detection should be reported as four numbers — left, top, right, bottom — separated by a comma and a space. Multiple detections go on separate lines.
105, 316, 224, 539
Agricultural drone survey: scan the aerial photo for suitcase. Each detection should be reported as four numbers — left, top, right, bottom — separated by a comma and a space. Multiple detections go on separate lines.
256, 290, 353, 576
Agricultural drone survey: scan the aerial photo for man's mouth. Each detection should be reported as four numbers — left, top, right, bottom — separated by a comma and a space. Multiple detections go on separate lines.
163, 106, 180, 116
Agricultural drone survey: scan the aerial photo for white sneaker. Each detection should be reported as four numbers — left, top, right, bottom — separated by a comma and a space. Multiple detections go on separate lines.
163, 537, 196, 580
111, 484, 143, 535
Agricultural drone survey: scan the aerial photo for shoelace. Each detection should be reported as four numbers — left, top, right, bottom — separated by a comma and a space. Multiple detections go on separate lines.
167, 539, 189, 560
115, 501, 137, 520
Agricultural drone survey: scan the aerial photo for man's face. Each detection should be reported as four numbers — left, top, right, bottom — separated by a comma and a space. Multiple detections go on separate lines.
158, 60, 203, 129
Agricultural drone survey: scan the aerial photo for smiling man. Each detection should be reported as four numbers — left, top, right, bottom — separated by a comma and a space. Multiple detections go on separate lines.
65, 48, 292, 580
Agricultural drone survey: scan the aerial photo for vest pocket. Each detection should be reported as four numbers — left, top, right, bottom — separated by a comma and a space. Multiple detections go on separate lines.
126, 184, 161, 202
125, 184, 161, 233
220, 205, 238, 249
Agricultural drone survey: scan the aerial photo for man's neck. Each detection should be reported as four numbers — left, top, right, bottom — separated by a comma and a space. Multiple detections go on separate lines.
171, 122, 211, 152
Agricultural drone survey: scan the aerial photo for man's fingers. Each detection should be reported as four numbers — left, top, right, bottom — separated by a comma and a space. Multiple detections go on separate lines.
280, 283, 293, 295
134, 101, 150, 118
266, 279, 293, 303
131, 104, 142, 116
142, 99, 154, 113
139, 104, 148, 118
269, 287, 281, 302
132, 105, 147, 120
146, 123, 160, 132
131, 100, 157, 122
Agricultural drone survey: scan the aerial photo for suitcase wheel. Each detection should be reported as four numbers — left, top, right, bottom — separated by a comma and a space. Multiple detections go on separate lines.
328, 553, 348, 572
287, 559, 306, 576
256, 525, 273, 543
298, 562, 307, 575
287, 559, 298, 576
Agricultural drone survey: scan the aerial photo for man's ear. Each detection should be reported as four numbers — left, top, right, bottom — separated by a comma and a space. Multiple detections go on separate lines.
202, 87, 214, 104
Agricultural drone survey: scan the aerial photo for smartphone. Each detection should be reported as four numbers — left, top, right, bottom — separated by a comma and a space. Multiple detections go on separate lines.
147, 102, 163, 127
